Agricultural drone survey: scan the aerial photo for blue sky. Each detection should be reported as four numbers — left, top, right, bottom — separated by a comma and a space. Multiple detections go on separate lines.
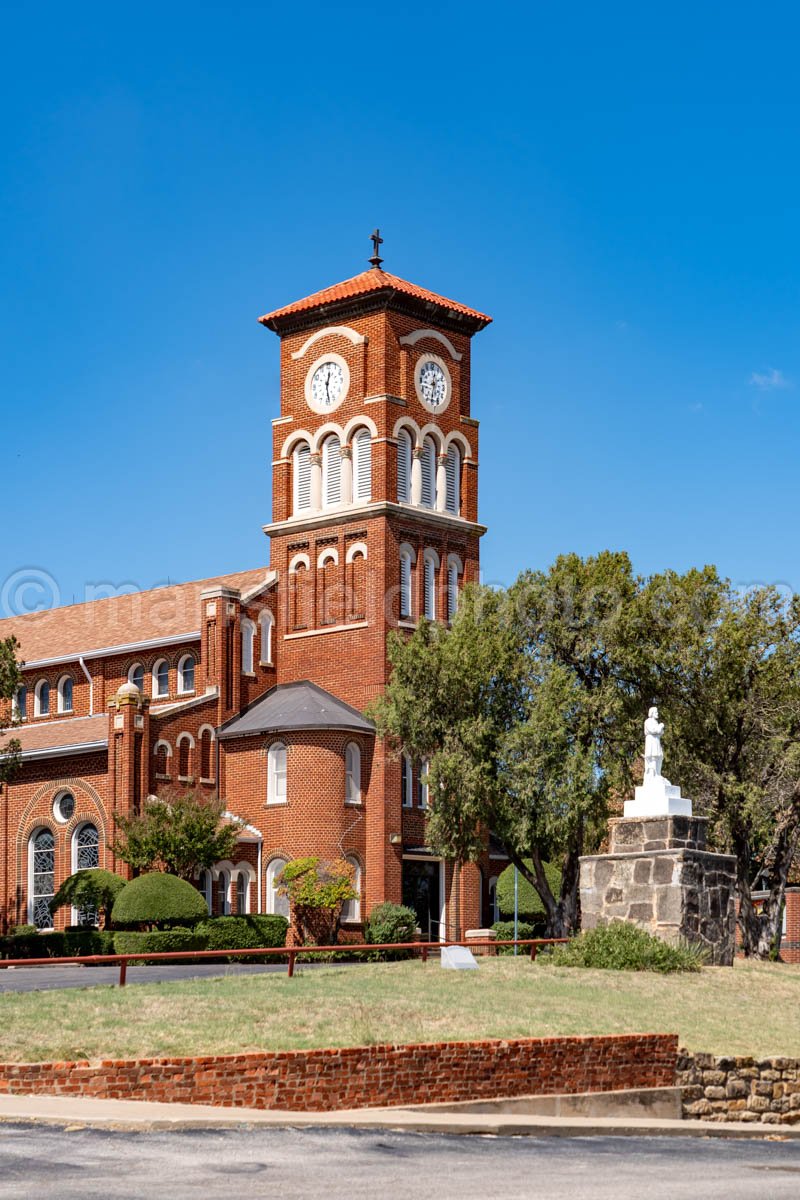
2, 1, 799, 616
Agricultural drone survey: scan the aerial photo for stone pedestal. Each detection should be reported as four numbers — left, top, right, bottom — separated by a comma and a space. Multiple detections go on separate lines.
579, 815, 737, 966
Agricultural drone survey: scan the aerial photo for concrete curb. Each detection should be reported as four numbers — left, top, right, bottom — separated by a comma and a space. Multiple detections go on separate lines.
0, 1093, 798, 1139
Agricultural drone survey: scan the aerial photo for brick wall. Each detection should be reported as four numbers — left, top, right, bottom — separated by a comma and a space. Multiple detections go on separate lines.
679, 1051, 800, 1124
0, 1034, 678, 1112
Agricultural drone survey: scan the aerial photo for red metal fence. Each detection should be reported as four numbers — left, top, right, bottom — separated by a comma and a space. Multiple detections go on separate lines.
0, 938, 569, 986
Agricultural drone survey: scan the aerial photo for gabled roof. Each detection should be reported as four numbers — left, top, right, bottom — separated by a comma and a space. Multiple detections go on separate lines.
11, 714, 109, 760
217, 680, 375, 740
1, 568, 269, 667
258, 268, 492, 335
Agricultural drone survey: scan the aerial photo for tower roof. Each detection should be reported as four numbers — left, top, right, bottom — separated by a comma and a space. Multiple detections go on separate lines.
258, 268, 492, 336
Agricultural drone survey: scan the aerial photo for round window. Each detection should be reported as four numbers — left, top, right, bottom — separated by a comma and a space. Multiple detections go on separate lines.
53, 791, 75, 823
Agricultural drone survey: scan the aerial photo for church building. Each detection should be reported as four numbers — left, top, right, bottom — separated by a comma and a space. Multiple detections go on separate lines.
0, 241, 506, 940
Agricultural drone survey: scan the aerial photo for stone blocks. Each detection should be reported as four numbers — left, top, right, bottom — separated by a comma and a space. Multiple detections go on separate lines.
580, 816, 736, 966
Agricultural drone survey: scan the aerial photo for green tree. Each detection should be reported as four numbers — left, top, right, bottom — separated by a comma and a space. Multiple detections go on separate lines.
50, 868, 126, 928
112, 790, 242, 881
0, 637, 23, 786
276, 856, 356, 945
372, 553, 648, 936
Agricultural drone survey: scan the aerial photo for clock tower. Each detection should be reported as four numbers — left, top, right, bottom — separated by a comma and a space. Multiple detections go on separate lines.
257, 240, 493, 935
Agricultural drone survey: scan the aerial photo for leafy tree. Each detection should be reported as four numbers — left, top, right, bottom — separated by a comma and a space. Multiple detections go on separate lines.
496, 860, 561, 921
276, 856, 356, 945
372, 553, 646, 937
0, 637, 23, 786
112, 790, 242, 881
50, 868, 127, 928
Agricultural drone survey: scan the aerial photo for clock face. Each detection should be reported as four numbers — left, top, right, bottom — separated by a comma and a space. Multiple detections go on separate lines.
418, 360, 448, 408
310, 360, 345, 409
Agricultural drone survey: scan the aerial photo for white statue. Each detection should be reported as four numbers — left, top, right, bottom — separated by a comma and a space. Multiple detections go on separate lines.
623, 704, 692, 818
644, 706, 664, 778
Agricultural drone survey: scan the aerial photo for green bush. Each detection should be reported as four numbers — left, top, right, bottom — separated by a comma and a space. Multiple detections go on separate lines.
0, 928, 116, 960
111, 872, 209, 929
364, 902, 418, 960
113, 929, 208, 960
196, 915, 288, 961
491, 919, 535, 954
543, 921, 707, 973
50, 868, 127, 926
496, 861, 562, 921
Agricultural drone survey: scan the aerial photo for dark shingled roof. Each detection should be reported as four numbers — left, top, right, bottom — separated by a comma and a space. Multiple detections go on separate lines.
217, 681, 375, 739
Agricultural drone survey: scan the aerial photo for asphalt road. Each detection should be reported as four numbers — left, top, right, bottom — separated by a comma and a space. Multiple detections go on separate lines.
0, 1124, 799, 1199
0, 961, 335, 992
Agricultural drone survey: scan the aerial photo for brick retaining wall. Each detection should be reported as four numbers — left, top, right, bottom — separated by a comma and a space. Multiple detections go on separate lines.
0, 1034, 677, 1112
678, 1051, 800, 1124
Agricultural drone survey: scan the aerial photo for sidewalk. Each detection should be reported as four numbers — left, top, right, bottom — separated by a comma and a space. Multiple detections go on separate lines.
0, 1092, 797, 1139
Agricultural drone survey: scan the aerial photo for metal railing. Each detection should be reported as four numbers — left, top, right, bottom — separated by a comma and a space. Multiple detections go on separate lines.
0, 938, 569, 986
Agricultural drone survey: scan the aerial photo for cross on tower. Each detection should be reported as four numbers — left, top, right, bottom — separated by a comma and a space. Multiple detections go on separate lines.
368, 228, 384, 269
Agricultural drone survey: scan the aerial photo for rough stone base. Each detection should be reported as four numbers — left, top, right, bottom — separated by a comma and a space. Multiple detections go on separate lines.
580, 816, 736, 966
678, 1051, 800, 1124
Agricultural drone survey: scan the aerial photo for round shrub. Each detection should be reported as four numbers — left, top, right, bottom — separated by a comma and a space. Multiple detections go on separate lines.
364, 902, 417, 959
496, 861, 561, 922
543, 921, 707, 973
491, 919, 535, 954
50, 868, 126, 926
111, 872, 208, 929
113, 929, 208, 960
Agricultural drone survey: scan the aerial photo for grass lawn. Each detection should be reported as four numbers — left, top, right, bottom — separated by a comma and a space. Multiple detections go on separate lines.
0, 957, 798, 1063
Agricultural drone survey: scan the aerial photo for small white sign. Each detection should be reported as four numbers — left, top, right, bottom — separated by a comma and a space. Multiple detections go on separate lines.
441, 945, 479, 970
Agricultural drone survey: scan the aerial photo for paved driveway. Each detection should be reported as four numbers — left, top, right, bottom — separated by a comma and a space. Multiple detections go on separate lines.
0, 960, 339, 992
1, 1124, 799, 1199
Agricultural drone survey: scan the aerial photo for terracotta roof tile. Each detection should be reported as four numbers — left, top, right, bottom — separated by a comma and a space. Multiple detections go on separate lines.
14, 714, 109, 756
258, 268, 491, 329
1, 568, 268, 666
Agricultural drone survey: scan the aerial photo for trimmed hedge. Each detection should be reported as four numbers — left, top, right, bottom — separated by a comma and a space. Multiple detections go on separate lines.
364, 902, 418, 960
196, 915, 288, 961
543, 922, 707, 973
111, 872, 209, 928
0, 929, 116, 960
113, 929, 208, 959
491, 919, 535, 955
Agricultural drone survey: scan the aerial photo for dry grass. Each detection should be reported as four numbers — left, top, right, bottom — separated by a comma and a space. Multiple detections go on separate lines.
0, 957, 797, 1063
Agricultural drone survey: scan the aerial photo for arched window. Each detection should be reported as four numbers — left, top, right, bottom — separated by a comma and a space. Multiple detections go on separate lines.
198, 870, 212, 913
236, 871, 249, 915
34, 680, 50, 718
57, 675, 73, 714
322, 434, 342, 507
266, 857, 290, 918
340, 855, 362, 923
399, 550, 413, 620
217, 870, 230, 916
72, 823, 100, 925
267, 742, 287, 805
401, 753, 413, 807
128, 663, 145, 693
13, 685, 27, 722
29, 829, 55, 929
447, 556, 462, 622
347, 549, 366, 622
419, 758, 430, 809
293, 441, 312, 513
289, 557, 311, 631
396, 429, 412, 503
488, 876, 500, 925
352, 428, 372, 502
153, 659, 169, 698
421, 436, 436, 508
260, 610, 275, 665
241, 618, 256, 674
345, 741, 362, 805
199, 726, 214, 781
177, 734, 193, 781
445, 444, 461, 514
318, 549, 338, 626
423, 551, 438, 621
154, 740, 172, 778
178, 654, 195, 694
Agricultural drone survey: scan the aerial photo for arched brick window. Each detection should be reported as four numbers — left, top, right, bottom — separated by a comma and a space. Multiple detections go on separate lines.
199, 726, 214, 782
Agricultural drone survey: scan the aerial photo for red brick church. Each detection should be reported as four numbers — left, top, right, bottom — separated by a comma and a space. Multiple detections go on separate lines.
0, 242, 508, 941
